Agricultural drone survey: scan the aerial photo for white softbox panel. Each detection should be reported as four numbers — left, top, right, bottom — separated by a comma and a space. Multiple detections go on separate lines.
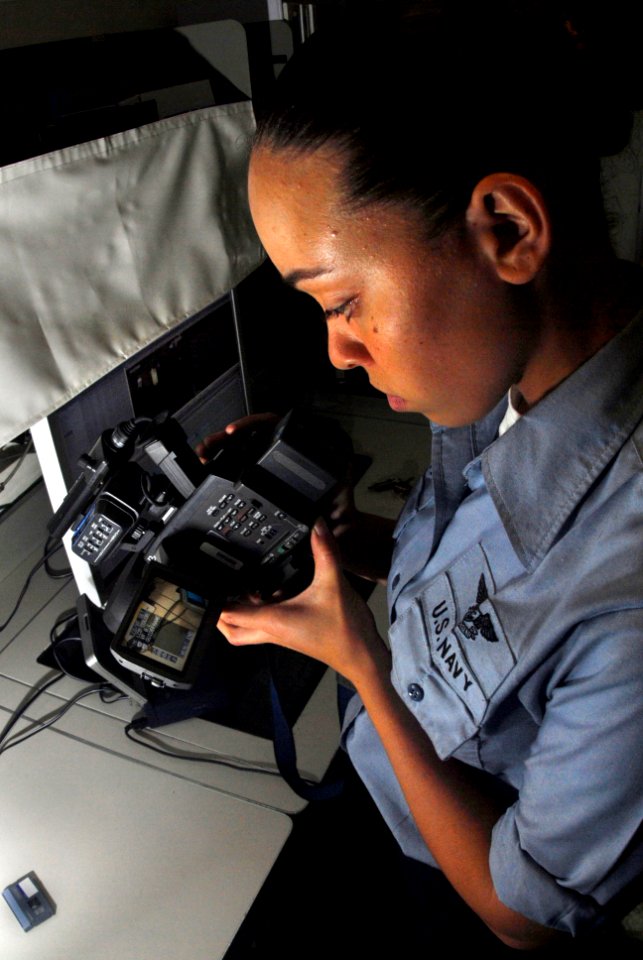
0, 100, 263, 448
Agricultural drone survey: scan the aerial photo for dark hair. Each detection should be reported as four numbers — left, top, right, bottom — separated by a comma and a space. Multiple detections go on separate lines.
254, 1, 638, 243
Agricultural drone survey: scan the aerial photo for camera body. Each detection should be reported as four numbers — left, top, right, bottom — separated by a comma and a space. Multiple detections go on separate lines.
55, 408, 351, 688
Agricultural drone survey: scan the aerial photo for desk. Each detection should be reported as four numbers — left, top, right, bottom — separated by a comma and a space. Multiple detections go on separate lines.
0, 673, 291, 960
0, 482, 335, 959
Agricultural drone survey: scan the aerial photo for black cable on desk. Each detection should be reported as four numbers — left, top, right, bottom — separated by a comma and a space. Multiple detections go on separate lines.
48, 608, 82, 673
0, 672, 126, 757
43, 534, 71, 580
124, 719, 283, 778
0, 673, 64, 749
0, 435, 33, 495
0, 683, 108, 755
0, 541, 71, 634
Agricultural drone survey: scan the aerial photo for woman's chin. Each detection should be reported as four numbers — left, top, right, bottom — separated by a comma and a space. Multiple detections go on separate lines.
386, 394, 408, 412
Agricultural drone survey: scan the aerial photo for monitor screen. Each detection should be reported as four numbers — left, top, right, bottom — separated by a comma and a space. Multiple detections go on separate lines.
47, 291, 248, 491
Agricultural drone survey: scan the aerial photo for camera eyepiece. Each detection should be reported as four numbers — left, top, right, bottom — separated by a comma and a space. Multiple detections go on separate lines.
109, 417, 150, 450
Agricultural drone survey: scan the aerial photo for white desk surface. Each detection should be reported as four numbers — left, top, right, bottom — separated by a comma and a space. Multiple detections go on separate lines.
0, 672, 291, 960
0, 482, 304, 959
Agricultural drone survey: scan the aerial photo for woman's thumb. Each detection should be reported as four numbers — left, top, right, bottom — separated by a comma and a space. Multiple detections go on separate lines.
311, 517, 341, 575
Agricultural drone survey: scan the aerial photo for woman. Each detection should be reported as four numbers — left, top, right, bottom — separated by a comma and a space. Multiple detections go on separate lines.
217, 1, 642, 951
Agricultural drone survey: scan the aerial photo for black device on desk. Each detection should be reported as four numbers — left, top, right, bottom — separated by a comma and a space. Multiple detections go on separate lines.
49, 408, 352, 692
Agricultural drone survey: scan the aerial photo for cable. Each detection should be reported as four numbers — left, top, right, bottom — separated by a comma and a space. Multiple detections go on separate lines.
99, 688, 128, 705
0, 435, 33, 494
49, 608, 79, 646
124, 720, 284, 778
0, 673, 64, 748
0, 668, 282, 777
140, 471, 168, 508
43, 534, 72, 580
0, 658, 278, 774
0, 541, 70, 634
0, 683, 108, 755
47, 608, 87, 676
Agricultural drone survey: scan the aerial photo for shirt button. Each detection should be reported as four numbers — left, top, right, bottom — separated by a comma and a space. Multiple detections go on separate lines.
392, 573, 400, 589
407, 683, 424, 702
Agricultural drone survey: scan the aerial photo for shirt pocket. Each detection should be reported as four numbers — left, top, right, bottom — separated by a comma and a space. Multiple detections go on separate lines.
390, 543, 518, 759
390, 587, 486, 758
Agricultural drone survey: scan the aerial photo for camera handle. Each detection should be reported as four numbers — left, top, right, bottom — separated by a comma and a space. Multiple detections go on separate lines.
47, 418, 148, 542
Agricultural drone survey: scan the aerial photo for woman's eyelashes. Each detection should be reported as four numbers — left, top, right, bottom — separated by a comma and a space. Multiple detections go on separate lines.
323, 298, 357, 322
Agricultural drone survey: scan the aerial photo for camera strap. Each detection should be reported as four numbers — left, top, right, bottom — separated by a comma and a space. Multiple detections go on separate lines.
268, 664, 345, 802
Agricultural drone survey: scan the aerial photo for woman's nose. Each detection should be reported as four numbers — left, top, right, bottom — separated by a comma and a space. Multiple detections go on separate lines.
326, 322, 372, 371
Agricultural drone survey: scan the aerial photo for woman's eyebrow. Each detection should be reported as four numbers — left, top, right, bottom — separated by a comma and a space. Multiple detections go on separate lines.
283, 265, 333, 287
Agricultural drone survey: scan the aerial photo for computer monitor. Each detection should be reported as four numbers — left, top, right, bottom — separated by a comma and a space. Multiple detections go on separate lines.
32, 287, 248, 608
47, 292, 246, 483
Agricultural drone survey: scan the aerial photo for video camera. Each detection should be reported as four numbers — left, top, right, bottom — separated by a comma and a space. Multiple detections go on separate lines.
49, 408, 352, 690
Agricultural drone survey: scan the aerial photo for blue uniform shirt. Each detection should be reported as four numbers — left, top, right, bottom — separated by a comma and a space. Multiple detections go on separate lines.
343, 309, 643, 935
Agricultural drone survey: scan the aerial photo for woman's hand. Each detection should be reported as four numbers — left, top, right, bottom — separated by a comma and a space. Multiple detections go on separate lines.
217, 519, 389, 684
323, 456, 359, 539
195, 411, 278, 463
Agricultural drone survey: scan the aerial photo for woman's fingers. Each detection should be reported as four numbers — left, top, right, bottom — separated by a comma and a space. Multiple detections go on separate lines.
310, 517, 342, 572
196, 411, 278, 462
195, 429, 227, 461
217, 608, 278, 646
217, 521, 335, 651
217, 513, 383, 683
223, 411, 278, 434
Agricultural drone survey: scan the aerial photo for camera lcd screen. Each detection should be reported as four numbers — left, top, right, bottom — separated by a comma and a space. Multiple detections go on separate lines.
119, 579, 204, 674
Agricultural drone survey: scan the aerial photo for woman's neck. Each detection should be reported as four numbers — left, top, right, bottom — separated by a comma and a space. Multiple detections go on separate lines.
516, 256, 643, 411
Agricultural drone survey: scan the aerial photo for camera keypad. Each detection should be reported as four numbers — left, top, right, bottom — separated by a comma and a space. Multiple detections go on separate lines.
202, 480, 309, 571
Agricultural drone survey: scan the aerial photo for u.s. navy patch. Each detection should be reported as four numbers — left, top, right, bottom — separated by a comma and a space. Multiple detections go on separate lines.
417, 542, 517, 717
450, 544, 516, 698
418, 574, 487, 724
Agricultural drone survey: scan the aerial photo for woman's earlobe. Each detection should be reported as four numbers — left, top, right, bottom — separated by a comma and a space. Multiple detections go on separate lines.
466, 174, 551, 285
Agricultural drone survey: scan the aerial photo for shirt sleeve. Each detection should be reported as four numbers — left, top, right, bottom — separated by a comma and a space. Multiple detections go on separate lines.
489, 609, 643, 935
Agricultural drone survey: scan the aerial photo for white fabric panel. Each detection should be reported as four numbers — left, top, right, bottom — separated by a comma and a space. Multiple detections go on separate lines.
0, 101, 263, 447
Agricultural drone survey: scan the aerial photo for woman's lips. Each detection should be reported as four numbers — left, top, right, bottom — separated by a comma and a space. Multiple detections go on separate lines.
386, 394, 407, 411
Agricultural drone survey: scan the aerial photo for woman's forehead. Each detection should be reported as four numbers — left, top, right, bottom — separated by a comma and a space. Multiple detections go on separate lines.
248, 145, 430, 271
248, 148, 345, 270
249, 147, 345, 219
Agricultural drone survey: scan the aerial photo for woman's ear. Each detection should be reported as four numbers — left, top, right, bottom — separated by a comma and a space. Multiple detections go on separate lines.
465, 173, 551, 284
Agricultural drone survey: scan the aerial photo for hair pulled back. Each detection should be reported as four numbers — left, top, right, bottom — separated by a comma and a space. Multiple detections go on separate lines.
254, 1, 639, 242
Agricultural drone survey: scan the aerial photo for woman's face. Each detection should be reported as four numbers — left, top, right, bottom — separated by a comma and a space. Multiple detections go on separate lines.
248, 146, 532, 427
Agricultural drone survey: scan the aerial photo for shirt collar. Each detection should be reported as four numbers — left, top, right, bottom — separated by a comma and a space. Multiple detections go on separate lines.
498, 386, 524, 436
429, 396, 506, 556
481, 308, 643, 570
